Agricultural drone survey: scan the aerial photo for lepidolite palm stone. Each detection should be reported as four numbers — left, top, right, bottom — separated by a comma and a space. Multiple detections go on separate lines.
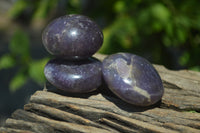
42, 14, 103, 59
102, 53, 164, 106
44, 57, 102, 93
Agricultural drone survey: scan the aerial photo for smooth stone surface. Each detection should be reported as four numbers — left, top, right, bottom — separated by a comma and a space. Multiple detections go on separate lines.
42, 14, 103, 59
102, 53, 164, 106
44, 57, 102, 93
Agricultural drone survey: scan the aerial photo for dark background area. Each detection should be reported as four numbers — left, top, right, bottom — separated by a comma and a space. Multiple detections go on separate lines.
0, 0, 200, 126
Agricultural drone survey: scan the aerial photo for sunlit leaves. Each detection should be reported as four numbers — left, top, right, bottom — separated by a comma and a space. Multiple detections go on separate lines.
189, 66, 200, 72
99, 16, 137, 54
8, 0, 29, 18
29, 58, 49, 85
4, 30, 49, 92
67, 0, 82, 14
179, 52, 190, 66
32, 0, 57, 20
151, 3, 170, 23
114, 1, 126, 13
9, 71, 27, 93
99, 1, 200, 70
5, 29, 50, 92
0, 54, 15, 70
0, 29, 44, 92
9, 30, 30, 58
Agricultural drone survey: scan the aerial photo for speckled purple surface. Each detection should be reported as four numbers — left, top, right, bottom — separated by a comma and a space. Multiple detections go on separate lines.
44, 57, 102, 93
42, 14, 103, 59
102, 53, 164, 106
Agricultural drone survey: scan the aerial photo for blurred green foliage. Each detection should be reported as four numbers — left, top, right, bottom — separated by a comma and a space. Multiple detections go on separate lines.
0, 0, 200, 92
99, 0, 200, 68
0, 29, 49, 92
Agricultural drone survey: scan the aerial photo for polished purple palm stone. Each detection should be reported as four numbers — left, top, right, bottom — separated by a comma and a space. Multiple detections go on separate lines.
44, 57, 102, 93
102, 53, 164, 106
42, 14, 103, 59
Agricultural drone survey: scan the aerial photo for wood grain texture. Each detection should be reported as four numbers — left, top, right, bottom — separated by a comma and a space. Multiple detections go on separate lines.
0, 53, 200, 133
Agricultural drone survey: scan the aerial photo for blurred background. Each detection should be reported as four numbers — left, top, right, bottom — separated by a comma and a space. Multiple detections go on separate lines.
0, 0, 200, 125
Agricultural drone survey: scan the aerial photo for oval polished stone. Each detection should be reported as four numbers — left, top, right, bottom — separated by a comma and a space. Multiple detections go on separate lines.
102, 53, 164, 106
42, 14, 103, 59
44, 57, 102, 93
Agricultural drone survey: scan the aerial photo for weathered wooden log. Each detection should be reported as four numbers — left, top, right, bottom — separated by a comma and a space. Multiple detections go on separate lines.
0, 53, 200, 133
94, 53, 200, 111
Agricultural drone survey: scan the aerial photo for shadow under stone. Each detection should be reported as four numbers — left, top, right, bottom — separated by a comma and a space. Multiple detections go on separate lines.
99, 81, 162, 113
45, 82, 100, 99
46, 80, 162, 113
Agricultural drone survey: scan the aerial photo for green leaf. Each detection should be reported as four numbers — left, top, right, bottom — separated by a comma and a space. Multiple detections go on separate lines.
163, 36, 172, 47
176, 28, 187, 43
8, 0, 28, 18
98, 27, 112, 54
32, 0, 57, 20
29, 58, 49, 85
0, 54, 15, 70
165, 22, 173, 37
9, 72, 27, 93
9, 30, 30, 58
175, 15, 191, 28
179, 52, 190, 66
189, 66, 200, 72
151, 3, 170, 23
114, 1, 126, 13
152, 21, 163, 32
69, 0, 81, 8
